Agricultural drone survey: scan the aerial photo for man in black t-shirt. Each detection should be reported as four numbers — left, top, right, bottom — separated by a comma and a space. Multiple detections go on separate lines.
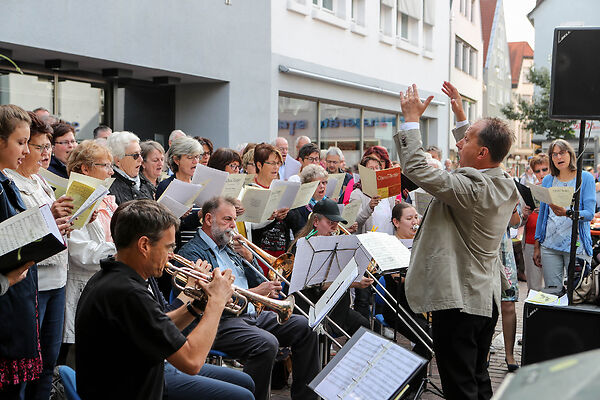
75, 200, 234, 400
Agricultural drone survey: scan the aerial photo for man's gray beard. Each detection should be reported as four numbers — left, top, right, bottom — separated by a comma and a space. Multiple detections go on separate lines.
211, 225, 234, 247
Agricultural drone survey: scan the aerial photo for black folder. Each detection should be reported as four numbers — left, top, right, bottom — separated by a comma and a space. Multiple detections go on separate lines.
514, 179, 536, 209
0, 204, 66, 274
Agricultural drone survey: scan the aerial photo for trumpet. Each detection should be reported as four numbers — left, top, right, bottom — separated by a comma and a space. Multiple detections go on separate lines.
232, 235, 294, 282
165, 254, 295, 324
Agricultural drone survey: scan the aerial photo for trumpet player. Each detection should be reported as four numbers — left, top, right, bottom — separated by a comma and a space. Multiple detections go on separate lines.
75, 200, 254, 400
177, 196, 320, 400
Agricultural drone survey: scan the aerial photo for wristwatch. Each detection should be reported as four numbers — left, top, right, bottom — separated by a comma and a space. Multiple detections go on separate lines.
186, 301, 202, 319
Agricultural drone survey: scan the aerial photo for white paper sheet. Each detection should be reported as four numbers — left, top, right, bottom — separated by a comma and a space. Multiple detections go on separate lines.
313, 330, 424, 400
356, 232, 411, 273
157, 179, 203, 208
237, 186, 287, 223
526, 183, 574, 208
339, 200, 361, 228
413, 190, 434, 216
38, 168, 68, 197
288, 235, 371, 294
222, 174, 246, 198
191, 164, 229, 205
158, 196, 192, 219
0, 204, 60, 256
309, 257, 359, 329
290, 181, 319, 209
525, 289, 569, 306
325, 173, 346, 199
270, 180, 301, 209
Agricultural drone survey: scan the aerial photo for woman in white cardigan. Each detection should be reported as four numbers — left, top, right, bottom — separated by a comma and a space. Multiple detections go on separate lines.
62, 141, 117, 346
349, 155, 396, 234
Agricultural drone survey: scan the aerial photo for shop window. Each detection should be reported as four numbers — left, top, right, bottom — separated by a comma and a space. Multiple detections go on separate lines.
321, 102, 361, 167
363, 110, 398, 162
0, 72, 53, 113
278, 96, 318, 158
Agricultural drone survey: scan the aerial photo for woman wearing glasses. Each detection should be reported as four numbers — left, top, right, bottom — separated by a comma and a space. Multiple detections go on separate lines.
3, 112, 74, 399
48, 122, 78, 178
107, 131, 154, 205
533, 139, 596, 294
61, 140, 118, 365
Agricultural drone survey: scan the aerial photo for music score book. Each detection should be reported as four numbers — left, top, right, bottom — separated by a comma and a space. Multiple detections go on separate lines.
309, 327, 427, 400
38, 168, 68, 198
157, 179, 204, 218
356, 232, 411, 274
358, 165, 402, 199
0, 204, 67, 274
66, 173, 115, 229
191, 164, 246, 206
339, 200, 361, 228
237, 185, 287, 223
270, 179, 319, 210
513, 179, 537, 209
325, 173, 346, 199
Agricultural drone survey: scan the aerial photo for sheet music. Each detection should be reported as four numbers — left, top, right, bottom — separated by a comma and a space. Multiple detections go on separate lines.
0, 204, 59, 256
191, 164, 229, 205
291, 181, 319, 209
413, 190, 433, 216
157, 179, 203, 208
244, 174, 256, 186
158, 196, 192, 219
358, 165, 402, 199
68, 185, 109, 229
340, 200, 361, 228
289, 235, 371, 294
356, 232, 411, 273
237, 186, 287, 223
222, 174, 246, 198
38, 168, 68, 197
68, 172, 114, 193
313, 329, 424, 400
325, 173, 346, 199
270, 179, 301, 209
309, 258, 359, 329
526, 183, 574, 208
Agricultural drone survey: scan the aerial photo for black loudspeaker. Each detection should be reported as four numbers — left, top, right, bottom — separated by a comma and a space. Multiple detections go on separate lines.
549, 27, 600, 119
522, 302, 600, 365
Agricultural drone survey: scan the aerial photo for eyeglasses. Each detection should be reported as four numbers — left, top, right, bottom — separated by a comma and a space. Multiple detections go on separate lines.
93, 163, 114, 171
124, 153, 142, 160
551, 150, 568, 158
304, 156, 320, 163
263, 161, 283, 167
325, 159, 340, 165
185, 155, 201, 161
533, 167, 549, 173
228, 163, 241, 171
55, 140, 77, 146
28, 143, 52, 153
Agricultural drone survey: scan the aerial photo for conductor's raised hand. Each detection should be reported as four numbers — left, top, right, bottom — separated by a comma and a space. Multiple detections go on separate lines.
199, 267, 234, 309
441, 81, 467, 121
400, 84, 434, 123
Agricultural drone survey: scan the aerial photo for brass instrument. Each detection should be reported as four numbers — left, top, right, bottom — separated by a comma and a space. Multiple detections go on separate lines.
165, 254, 295, 324
234, 235, 295, 282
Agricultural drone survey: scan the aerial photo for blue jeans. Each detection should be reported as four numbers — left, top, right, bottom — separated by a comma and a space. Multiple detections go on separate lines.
540, 246, 570, 291
163, 362, 255, 400
24, 287, 66, 400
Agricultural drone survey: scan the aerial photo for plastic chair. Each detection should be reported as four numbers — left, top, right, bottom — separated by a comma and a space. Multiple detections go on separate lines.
58, 365, 81, 400
207, 349, 232, 366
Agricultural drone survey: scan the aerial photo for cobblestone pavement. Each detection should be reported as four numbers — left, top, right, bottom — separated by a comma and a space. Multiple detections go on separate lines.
271, 281, 527, 399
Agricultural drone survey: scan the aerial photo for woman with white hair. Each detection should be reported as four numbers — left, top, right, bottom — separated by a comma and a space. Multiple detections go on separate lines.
107, 131, 154, 204
155, 137, 204, 298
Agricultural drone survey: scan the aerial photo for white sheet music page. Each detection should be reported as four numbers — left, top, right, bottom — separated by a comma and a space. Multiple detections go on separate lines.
325, 173, 346, 198
0, 204, 55, 255
339, 200, 361, 228
314, 330, 423, 400
290, 180, 319, 209
309, 257, 359, 329
289, 235, 370, 294
191, 164, 229, 205
356, 232, 411, 273
270, 179, 301, 209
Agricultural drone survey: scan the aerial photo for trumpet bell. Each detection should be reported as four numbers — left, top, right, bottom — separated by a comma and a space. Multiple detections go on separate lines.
267, 252, 295, 281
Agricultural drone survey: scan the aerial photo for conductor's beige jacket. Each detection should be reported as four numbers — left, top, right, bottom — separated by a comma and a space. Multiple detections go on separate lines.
394, 124, 518, 318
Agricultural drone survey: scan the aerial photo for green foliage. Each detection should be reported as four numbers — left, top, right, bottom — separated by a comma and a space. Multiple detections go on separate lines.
501, 67, 575, 140
0, 53, 23, 74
